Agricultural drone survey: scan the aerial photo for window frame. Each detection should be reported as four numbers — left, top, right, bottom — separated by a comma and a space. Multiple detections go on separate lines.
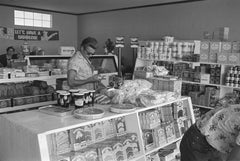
14, 10, 52, 28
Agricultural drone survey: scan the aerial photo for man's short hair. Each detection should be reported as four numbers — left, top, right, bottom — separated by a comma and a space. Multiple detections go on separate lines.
81, 37, 98, 50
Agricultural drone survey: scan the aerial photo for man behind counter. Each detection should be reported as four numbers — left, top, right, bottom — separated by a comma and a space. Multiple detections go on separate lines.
0, 46, 18, 67
67, 37, 103, 90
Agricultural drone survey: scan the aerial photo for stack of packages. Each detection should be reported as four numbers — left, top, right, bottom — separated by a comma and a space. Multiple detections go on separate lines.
0, 80, 55, 108
0, 68, 25, 79
51, 116, 141, 161
95, 79, 178, 107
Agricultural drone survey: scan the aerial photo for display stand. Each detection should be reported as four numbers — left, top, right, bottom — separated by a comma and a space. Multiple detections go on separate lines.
117, 47, 122, 77
0, 97, 195, 161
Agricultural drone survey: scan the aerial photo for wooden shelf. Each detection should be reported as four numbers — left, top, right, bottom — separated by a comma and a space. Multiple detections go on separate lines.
139, 58, 238, 66
182, 80, 240, 90
0, 101, 57, 113
145, 136, 182, 156
192, 104, 214, 110
25, 55, 71, 58
136, 96, 189, 113
0, 74, 67, 83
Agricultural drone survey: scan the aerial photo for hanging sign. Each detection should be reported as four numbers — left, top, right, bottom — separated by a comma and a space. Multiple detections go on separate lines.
130, 37, 139, 48
14, 29, 59, 41
0, 26, 59, 41
115, 36, 125, 48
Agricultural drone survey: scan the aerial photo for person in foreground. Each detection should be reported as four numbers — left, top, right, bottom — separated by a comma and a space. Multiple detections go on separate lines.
180, 104, 240, 161
67, 37, 104, 90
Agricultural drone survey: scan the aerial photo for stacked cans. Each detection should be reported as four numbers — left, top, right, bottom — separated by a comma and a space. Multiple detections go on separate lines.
137, 40, 195, 61
225, 66, 240, 87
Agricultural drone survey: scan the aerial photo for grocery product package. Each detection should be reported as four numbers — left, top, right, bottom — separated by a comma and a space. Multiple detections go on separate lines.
135, 89, 176, 107
120, 79, 152, 98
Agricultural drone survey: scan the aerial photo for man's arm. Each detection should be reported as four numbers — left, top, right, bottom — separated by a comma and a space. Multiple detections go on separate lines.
67, 69, 99, 87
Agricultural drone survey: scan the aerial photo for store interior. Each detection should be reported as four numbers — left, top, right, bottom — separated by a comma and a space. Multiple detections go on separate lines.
0, 0, 240, 161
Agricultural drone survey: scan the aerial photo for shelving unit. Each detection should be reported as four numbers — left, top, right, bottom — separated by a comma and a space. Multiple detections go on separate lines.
138, 57, 239, 66
192, 104, 214, 110
145, 137, 182, 156
134, 55, 240, 111
0, 74, 67, 84
0, 100, 57, 113
0, 55, 70, 113
0, 74, 66, 114
0, 96, 195, 161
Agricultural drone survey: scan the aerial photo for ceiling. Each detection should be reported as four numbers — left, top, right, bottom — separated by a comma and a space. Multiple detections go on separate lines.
0, 0, 203, 15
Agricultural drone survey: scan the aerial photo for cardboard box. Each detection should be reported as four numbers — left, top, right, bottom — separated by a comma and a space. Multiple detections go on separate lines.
213, 27, 229, 41
219, 27, 230, 41
115, 117, 127, 135
149, 78, 182, 97
134, 70, 153, 79
52, 131, 71, 155
221, 42, 232, 53
210, 42, 221, 53
228, 53, 240, 64
142, 129, 155, 150
154, 125, 167, 147
200, 74, 210, 84
209, 53, 217, 63
199, 52, 209, 62
232, 41, 240, 53
103, 119, 116, 139
217, 52, 228, 64
200, 41, 210, 53
194, 40, 201, 54
70, 127, 87, 151
92, 122, 105, 142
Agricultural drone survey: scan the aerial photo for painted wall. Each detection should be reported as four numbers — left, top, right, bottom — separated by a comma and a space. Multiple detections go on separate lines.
0, 6, 78, 55
77, 0, 240, 69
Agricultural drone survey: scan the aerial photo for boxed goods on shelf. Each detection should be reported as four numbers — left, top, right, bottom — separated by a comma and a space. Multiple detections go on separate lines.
200, 74, 210, 84
228, 53, 240, 64
0, 99, 11, 108
139, 109, 161, 129
134, 70, 153, 79
232, 41, 240, 53
53, 131, 140, 161
148, 78, 182, 98
140, 100, 193, 153
0, 96, 194, 161
0, 80, 55, 108
217, 53, 229, 64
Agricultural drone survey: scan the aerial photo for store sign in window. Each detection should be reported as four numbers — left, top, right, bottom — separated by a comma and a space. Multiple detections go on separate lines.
14, 10, 52, 28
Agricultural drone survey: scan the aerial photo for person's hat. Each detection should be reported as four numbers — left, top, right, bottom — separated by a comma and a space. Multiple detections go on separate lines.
81, 37, 98, 49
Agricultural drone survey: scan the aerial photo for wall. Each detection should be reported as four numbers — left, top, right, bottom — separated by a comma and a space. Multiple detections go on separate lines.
77, 0, 240, 69
0, 6, 78, 55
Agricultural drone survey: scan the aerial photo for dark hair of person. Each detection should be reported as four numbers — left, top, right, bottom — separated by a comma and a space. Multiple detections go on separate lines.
81, 37, 98, 50
6, 46, 15, 52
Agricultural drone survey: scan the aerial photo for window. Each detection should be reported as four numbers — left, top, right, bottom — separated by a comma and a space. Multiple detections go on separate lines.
14, 10, 52, 28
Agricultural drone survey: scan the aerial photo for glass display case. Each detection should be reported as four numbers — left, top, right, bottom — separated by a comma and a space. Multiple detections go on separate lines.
25, 54, 119, 87
89, 55, 118, 87
89, 55, 118, 74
